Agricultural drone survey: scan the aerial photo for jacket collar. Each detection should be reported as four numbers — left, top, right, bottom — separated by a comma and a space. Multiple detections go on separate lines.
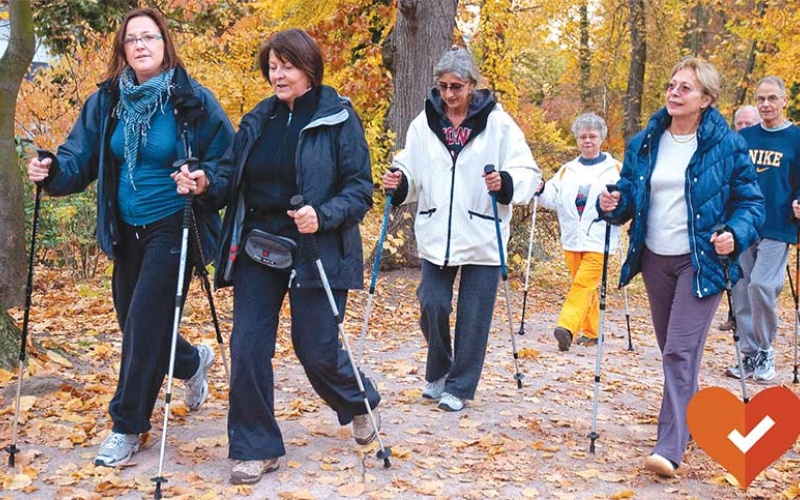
640, 106, 729, 156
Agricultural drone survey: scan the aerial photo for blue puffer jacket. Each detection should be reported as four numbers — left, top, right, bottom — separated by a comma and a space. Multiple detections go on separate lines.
599, 107, 764, 297
39, 67, 235, 264
215, 85, 373, 290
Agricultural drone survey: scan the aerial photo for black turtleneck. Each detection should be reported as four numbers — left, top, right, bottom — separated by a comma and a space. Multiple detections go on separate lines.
244, 86, 320, 236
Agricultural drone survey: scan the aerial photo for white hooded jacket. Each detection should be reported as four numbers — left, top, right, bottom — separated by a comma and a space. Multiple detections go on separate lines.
392, 91, 540, 266
538, 154, 621, 253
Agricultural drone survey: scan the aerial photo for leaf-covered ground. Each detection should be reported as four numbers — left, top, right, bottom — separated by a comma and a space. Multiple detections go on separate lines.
2, 257, 800, 499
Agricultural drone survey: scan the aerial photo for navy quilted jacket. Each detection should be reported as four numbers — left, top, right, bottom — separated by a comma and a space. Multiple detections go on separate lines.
599, 107, 764, 297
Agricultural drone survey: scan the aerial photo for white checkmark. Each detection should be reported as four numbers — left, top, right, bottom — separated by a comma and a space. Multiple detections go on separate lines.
727, 415, 776, 453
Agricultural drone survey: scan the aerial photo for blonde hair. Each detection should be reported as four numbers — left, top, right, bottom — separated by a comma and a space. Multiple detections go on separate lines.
671, 56, 720, 105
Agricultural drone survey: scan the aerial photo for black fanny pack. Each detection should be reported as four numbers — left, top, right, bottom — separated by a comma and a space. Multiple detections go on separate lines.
243, 229, 297, 269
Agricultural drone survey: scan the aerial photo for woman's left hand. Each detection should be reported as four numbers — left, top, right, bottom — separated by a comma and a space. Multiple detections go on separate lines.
483, 170, 502, 192
710, 230, 734, 256
171, 164, 209, 196
288, 205, 319, 234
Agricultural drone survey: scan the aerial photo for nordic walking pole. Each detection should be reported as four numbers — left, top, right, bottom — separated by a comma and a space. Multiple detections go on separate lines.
716, 226, 749, 403
189, 213, 230, 384
588, 184, 615, 454
290, 194, 392, 468
618, 246, 634, 351
153, 157, 198, 499
358, 167, 398, 367
517, 196, 538, 336
6, 149, 45, 468
791, 233, 800, 384
485, 165, 523, 389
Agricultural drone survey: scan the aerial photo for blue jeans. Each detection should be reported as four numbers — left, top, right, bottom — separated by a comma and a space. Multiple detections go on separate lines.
417, 261, 500, 400
110, 211, 200, 434
227, 255, 380, 461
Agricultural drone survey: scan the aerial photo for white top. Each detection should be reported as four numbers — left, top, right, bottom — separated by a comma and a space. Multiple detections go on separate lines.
538, 153, 621, 253
645, 132, 696, 255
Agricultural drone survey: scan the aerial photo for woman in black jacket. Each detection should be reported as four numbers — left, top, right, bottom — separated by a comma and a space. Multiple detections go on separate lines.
26, 7, 234, 467
216, 28, 380, 485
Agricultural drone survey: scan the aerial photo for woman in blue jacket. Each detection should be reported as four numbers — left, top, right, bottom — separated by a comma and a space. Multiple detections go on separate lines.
215, 28, 380, 485
26, 7, 234, 467
598, 57, 763, 477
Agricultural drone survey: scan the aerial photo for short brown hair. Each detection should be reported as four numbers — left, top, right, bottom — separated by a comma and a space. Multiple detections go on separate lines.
258, 29, 324, 87
106, 7, 183, 84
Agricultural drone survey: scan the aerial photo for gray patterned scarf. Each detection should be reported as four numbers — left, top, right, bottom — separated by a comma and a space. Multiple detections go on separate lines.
114, 66, 174, 188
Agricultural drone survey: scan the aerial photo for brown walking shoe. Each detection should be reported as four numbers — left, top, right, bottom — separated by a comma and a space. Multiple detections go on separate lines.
230, 458, 280, 485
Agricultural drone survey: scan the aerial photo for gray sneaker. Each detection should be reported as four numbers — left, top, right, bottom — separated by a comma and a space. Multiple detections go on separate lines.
230, 458, 280, 485
422, 375, 447, 399
725, 355, 755, 379
438, 391, 465, 412
753, 349, 775, 383
94, 432, 140, 467
352, 408, 381, 445
185, 345, 215, 410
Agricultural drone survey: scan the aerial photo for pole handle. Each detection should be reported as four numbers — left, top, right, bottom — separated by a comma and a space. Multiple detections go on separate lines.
385, 166, 399, 196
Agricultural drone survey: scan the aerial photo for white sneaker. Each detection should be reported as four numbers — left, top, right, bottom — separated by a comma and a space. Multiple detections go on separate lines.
94, 432, 140, 467
753, 349, 775, 383
438, 391, 465, 412
422, 375, 447, 400
185, 345, 215, 410
725, 355, 755, 379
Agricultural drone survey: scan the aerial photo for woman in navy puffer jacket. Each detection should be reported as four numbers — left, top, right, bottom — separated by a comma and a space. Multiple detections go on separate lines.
598, 57, 763, 478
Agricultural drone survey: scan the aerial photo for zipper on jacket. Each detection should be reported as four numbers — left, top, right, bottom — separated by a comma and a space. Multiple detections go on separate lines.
468, 210, 497, 222
443, 151, 458, 266
686, 158, 703, 297
419, 208, 437, 217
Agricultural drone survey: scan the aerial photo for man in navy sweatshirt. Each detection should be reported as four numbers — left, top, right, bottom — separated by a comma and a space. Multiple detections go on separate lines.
726, 76, 800, 383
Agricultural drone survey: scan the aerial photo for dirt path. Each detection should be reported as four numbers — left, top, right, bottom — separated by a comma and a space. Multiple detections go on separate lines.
2, 267, 799, 499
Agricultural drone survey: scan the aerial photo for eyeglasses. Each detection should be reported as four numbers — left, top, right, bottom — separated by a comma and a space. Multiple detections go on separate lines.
664, 81, 700, 96
438, 82, 466, 93
755, 94, 784, 104
124, 34, 163, 47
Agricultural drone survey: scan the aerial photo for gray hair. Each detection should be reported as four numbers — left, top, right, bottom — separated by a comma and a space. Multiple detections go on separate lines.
756, 76, 786, 96
571, 113, 608, 141
734, 105, 759, 121
434, 47, 480, 84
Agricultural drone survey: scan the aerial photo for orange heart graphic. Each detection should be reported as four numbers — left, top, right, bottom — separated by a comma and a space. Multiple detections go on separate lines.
687, 386, 800, 488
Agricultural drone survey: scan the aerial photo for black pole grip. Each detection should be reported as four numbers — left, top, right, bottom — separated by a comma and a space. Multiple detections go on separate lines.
484, 164, 496, 175
173, 157, 199, 172
605, 183, 618, 193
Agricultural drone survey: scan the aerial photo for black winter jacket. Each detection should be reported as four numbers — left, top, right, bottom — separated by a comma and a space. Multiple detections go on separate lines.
215, 85, 373, 289
39, 67, 235, 264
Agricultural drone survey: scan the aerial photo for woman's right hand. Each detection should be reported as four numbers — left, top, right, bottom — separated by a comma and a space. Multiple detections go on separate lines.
598, 188, 620, 212
27, 156, 52, 183
382, 169, 403, 191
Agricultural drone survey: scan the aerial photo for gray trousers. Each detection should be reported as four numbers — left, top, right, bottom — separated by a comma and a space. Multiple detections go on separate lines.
417, 261, 500, 400
641, 249, 721, 465
732, 238, 789, 356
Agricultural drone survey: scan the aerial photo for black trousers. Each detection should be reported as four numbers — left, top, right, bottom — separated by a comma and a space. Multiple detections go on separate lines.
109, 212, 200, 434
227, 255, 380, 461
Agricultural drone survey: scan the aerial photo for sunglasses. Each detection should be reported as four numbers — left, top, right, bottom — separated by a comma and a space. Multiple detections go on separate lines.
438, 82, 466, 93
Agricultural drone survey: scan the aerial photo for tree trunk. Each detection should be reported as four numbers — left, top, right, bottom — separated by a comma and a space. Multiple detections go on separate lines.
0, 1, 35, 308
733, 0, 767, 108
0, 1, 35, 364
623, 0, 646, 142
380, 0, 458, 269
579, 0, 591, 107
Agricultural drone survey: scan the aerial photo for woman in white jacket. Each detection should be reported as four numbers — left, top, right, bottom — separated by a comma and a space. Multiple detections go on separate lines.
383, 48, 539, 411
537, 113, 620, 351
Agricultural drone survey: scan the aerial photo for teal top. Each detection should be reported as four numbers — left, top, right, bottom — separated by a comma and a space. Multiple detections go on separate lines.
112, 101, 182, 225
